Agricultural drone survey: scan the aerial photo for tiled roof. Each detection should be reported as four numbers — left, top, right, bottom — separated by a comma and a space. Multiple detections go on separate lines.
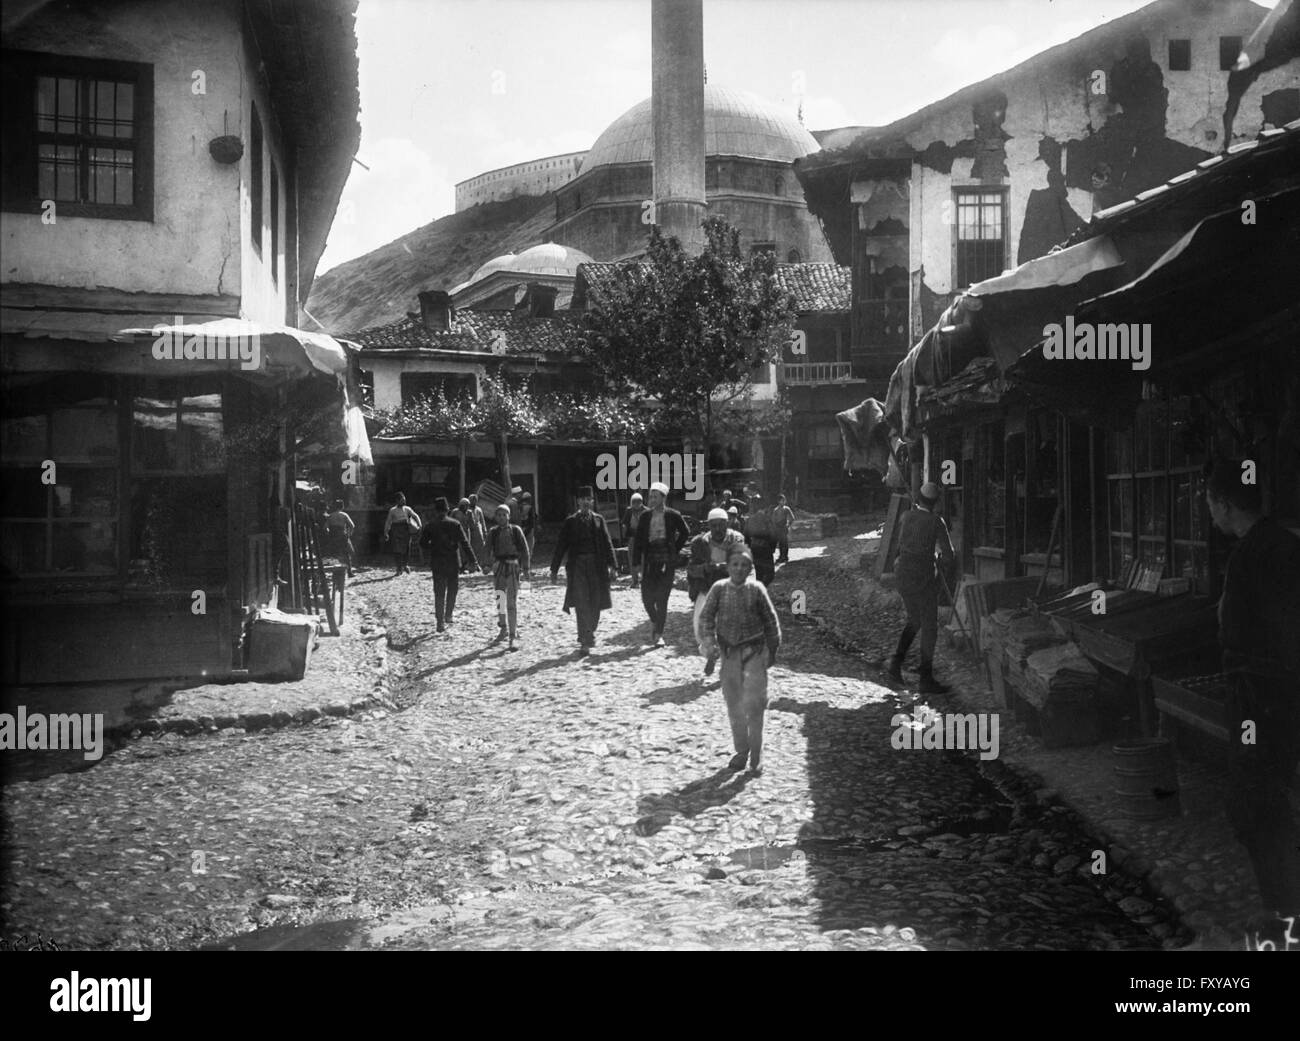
774, 263, 851, 312
577, 260, 852, 314
347, 309, 584, 356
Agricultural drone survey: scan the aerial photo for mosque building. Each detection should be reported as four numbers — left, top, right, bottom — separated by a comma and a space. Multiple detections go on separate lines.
448, 82, 835, 306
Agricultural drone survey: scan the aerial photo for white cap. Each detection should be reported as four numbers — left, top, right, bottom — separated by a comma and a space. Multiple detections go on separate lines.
649, 482, 669, 496
630, 492, 643, 503
707, 508, 728, 522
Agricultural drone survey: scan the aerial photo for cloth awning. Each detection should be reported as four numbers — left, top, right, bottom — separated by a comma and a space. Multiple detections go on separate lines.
967, 235, 1124, 296
112, 318, 349, 377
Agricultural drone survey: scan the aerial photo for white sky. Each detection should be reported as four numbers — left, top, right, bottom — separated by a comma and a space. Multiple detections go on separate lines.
317, 0, 1277, 273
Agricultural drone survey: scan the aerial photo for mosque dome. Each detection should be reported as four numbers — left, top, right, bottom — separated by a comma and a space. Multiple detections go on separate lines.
467, 253, 517, 283
583, 84, 820, 170
507, 242, 594, 277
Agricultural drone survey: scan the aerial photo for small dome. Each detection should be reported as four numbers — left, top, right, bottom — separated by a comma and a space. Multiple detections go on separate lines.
468, 253, 516, 283
508, 242, 594, 277
584, 84, 820, 171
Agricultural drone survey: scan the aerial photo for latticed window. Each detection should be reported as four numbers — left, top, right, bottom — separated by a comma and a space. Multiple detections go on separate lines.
954, 188, 1007, 289
1, 51, 153, 220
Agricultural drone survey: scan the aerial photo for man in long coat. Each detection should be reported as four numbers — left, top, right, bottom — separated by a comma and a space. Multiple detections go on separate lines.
550, 485, 618, 657
631, 481, 691, 648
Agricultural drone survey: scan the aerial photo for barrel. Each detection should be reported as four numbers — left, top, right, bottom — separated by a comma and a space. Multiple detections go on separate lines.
1112, 738, 1182, 819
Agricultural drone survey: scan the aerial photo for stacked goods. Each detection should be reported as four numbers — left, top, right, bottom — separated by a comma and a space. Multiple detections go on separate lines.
1022, 642, 1100, 748
1002, 615, 1065, 693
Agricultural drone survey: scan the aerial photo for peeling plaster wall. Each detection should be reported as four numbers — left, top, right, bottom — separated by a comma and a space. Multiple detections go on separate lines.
842, 0, 1298, 349
1, 0, 244, 300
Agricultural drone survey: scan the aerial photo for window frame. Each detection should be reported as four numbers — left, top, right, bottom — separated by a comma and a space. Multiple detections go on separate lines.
1, 49, 154, 221
1, 383, 122, 579
952, 186, 1008, 290
250, 103, 264, 255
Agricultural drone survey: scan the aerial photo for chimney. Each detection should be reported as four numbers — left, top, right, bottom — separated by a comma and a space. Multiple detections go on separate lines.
526, 283, 558, 319
417, 290, 454, 333
652, 0, 706, 255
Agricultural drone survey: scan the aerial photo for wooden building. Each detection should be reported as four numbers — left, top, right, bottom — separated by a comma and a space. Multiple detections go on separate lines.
1, 0, 366, 685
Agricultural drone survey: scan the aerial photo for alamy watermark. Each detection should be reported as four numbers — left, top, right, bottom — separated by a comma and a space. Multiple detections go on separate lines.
151, 316, 261, 371
595, 446, 704, 501
0, 706, 104, 761
50, 972, 151, 1021
1042, 317, 1151, 371
890, 706, 1000, 761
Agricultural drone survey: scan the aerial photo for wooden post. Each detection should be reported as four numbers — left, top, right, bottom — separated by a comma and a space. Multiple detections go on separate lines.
458, 437, 467, 500
499, 432, 512, 492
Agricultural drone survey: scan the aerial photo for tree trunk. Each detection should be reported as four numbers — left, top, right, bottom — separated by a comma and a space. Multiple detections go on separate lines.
499, 432, 512, 492
458, 437, 467, 499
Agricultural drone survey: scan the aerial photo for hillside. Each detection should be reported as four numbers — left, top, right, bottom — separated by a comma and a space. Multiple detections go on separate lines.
306, 193, 557, 335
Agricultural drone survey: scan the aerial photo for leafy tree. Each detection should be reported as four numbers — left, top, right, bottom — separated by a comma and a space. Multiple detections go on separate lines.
580, 216, 795, 451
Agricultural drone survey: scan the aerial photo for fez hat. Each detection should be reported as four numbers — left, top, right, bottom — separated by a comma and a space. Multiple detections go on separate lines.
576, 485, 594, 499
511, 486, 523, 495
708, 508, 728, 522
433, 496, 449, 512
650, 481, 669, 496
727, 505, 739, 515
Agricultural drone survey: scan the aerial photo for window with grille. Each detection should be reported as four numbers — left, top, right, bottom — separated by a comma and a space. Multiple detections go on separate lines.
1, 50, 153, 220
953, 188, 1007, 289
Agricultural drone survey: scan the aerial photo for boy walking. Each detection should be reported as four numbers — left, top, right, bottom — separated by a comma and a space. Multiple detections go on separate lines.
699, 544, 782, 776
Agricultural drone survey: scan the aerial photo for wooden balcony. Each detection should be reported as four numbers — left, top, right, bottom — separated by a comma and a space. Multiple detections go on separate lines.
782, 361, 854, 385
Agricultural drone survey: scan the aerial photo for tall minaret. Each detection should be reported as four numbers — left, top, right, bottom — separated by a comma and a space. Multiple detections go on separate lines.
651, 0, 706, 254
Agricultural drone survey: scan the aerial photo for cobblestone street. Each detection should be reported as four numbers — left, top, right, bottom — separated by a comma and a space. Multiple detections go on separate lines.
1, 552, 1193, 951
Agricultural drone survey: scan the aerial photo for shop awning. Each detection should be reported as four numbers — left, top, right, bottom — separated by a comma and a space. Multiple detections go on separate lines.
967, 235, 1124, 296
111, 318, 349, 377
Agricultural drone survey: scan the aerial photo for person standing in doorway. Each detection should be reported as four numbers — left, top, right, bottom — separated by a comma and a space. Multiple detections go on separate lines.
487, 503, 530, 651
698, 543, 782, 776
1206, 458, 1300, 944
419, 497, 475, 632
550, 485, 617, 656
383, 491, 422, 575
772, 493, 795, 564
631, 481, 690, 647
886, 482, 955, 693
622, 492, 647, 589
688, 507, 746, 676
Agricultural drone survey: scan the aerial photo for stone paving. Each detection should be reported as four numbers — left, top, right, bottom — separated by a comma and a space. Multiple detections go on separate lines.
1, 551, 1193, 951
